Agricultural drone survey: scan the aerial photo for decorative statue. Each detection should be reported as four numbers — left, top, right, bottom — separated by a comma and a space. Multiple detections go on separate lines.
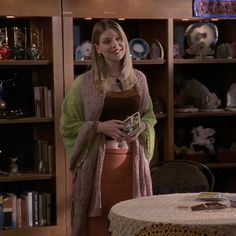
9, 157, 20, 175
190, 126, 216, 154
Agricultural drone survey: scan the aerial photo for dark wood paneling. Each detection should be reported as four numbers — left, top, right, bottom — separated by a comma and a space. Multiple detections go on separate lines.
1, 0, 61, 16
72, 0, 192, 18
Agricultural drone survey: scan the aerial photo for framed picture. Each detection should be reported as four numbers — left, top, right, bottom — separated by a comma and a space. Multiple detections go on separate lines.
193, 0, 236, 18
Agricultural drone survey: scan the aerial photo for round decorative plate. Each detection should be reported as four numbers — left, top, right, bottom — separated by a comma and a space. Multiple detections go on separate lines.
81, 40, 92, 59
129, 38, 150, 60
184, 22, 218, 58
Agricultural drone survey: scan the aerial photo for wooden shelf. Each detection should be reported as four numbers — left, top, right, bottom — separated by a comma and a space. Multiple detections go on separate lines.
174, 111, 236, 118
207, 163, 236, 169
0, 225, 59, 236
0, 117, 54, 124
74, 59, 166, 66
156, 113, 167, 119
0, 173, 53, 182
174, 59, 236, 64
0, 60, 51, 66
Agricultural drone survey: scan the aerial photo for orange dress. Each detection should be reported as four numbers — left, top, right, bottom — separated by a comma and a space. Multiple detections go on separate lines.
88, 147, 132, 236
88, 88, 139, 236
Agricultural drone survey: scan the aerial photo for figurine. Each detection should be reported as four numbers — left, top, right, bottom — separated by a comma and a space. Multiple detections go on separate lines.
190, 126, 216, 154
175, 79, 221, 111
9, 157, 20, 175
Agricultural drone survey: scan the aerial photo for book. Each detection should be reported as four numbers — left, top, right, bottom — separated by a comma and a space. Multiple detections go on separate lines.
38, 194, 44, 226
20, 193, 28, 228
32, 191, 39, 226
0, 194, 3, 230
196, 192, 224, 201
46, 193, 51, 225
33, 139, 49, 174
122, 112, 141, 135
8, 193, 17, 229
34, 86, 52, 117
16, 197, 22, 228
47, 144, 54, 174
27, 192, 34, 227
38, 192, 51, 226
3, 194, 13, 229
191, 202, 227, 211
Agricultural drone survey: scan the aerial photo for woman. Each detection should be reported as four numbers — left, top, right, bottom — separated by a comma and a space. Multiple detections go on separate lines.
60, 19, 156, 236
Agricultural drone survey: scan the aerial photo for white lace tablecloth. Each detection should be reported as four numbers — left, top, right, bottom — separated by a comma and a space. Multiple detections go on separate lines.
108, 193, 236, 236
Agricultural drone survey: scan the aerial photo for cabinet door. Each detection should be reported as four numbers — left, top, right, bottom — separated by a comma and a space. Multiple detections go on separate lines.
174, 19, 236, 192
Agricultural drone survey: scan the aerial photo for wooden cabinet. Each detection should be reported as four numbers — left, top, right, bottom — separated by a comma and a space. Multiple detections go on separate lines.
64, 16, 236, 191
62, 16, 175, 235
61, 0, 236, 234
0, 1, 66, 235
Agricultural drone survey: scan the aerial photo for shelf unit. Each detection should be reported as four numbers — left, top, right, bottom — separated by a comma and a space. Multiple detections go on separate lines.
62, 9, 174, 233
61, 0, 236, 234
173, 18, 236, 193
0, 1, 66, 235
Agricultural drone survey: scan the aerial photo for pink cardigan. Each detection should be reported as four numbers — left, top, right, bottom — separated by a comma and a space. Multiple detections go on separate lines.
60, 70, 156, 236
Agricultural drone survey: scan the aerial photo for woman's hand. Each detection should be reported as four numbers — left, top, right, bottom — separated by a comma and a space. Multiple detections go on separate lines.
125, 122, 146, 142
97, 120, 127, 142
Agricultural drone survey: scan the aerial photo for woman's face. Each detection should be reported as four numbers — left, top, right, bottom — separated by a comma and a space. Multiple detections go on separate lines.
95, 29, 125, 63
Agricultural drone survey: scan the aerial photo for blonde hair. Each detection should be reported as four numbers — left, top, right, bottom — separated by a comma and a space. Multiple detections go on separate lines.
91, 19, 136, 91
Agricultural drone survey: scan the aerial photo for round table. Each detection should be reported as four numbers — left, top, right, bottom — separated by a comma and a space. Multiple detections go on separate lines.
108, 193, 236, 236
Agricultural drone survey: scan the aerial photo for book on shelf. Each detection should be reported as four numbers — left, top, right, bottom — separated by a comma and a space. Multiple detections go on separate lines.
26, 192, 33, 227
0, 194, 3, 230
21, 191, 38, 227
34, 139, 54, 174
38, 192, 51, 226
34, 86, 53, 118
3, 194, 13, 229
0, 191, 51, 230
32, 191, 39, 226
8, 193, 17, 229
20, 192, 28, 228
16, 197, 22, 228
